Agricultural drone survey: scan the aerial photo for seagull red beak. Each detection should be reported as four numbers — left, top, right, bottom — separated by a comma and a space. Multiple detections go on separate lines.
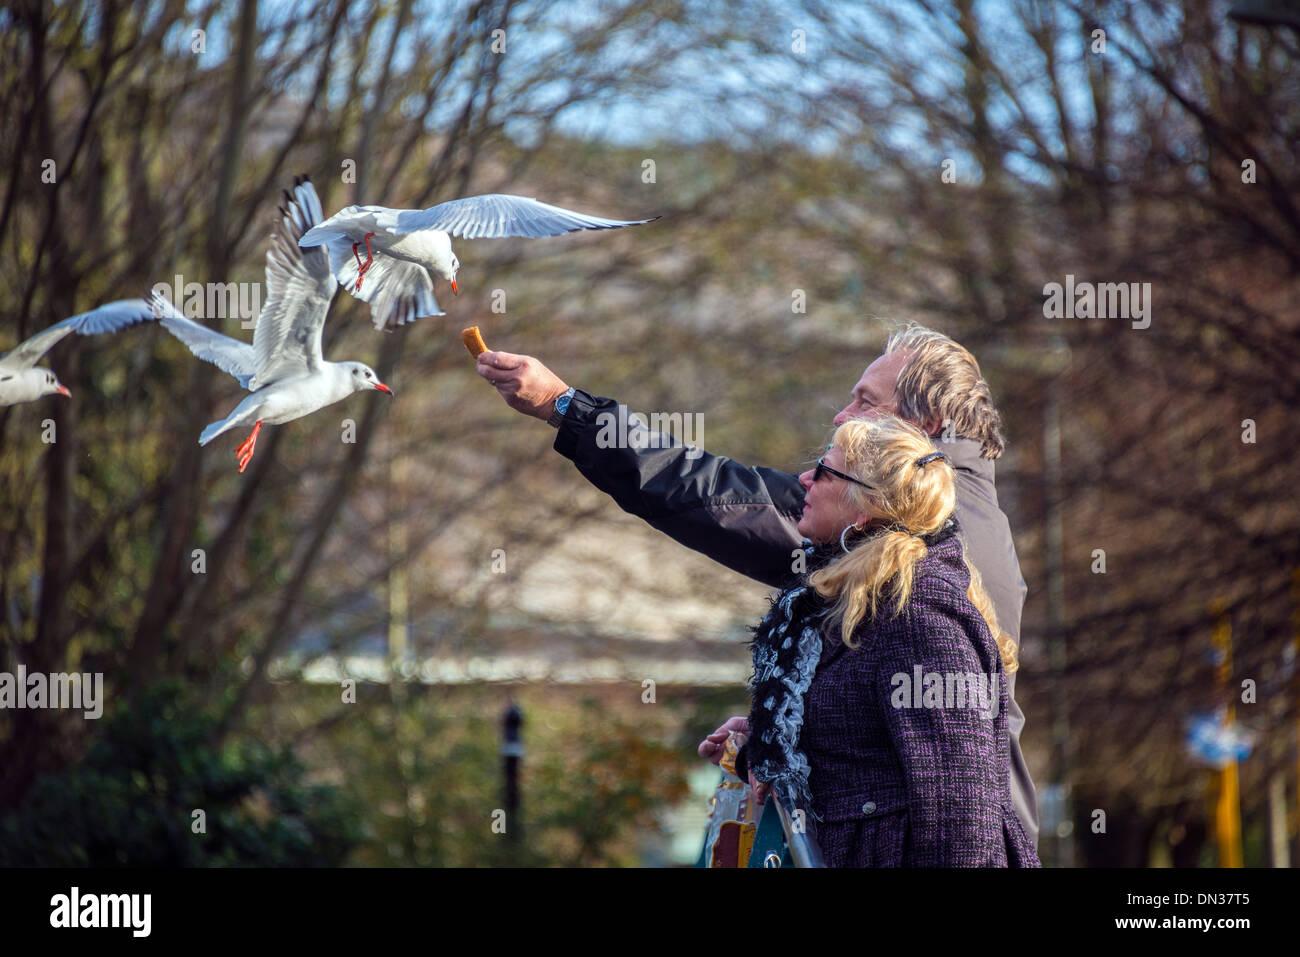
451, 278, 459, 296
374, 381, 393, 395
56, 385, 71, 397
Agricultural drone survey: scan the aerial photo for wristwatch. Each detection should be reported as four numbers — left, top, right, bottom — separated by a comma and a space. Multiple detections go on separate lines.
547, 387, 575, 428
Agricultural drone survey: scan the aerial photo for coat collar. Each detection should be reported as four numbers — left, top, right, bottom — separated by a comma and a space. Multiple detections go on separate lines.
935, 435, 994, 480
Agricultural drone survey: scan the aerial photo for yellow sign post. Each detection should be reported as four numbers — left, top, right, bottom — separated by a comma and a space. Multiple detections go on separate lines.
1211, 600, 1242, 868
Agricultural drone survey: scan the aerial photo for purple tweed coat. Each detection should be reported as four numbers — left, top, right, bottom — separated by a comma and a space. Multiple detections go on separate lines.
801, 535, 1040, 868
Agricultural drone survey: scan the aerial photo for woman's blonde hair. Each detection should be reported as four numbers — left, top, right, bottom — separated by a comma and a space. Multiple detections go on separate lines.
809, 416, 1018, 672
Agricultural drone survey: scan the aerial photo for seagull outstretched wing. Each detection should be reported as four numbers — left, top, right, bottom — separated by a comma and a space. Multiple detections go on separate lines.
150, 292, 258, 390
249, 177, 336, 389
393, 194, 657, 239
0, 300, 159, 371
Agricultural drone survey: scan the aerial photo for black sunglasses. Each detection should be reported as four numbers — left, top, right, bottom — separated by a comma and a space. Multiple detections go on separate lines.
813, 456, 874, 490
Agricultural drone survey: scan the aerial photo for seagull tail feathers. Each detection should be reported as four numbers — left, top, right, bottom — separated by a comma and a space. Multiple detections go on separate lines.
297, 223, 346, 248
199, 416, 236, 446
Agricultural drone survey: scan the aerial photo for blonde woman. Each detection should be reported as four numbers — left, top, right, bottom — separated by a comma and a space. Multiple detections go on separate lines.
720, 416, 1039, 867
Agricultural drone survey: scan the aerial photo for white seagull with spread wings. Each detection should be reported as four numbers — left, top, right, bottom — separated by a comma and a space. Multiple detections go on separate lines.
297, 193, 658, 329
151, 176, 391, 472
1, 301, 157, 406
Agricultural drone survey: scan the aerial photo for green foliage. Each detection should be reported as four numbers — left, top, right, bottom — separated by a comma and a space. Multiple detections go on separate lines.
522, 696, 694, 867
330, 683, 501, 867
0, 682, 361, 867
296, 684, 693, 867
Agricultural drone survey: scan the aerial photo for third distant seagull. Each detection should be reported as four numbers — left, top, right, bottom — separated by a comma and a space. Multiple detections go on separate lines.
297, 193, 658, 329
1, 301, 156, 406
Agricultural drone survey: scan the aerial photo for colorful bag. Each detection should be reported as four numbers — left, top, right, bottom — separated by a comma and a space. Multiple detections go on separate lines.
694, 732, 794, 867
700, 733, 758, 867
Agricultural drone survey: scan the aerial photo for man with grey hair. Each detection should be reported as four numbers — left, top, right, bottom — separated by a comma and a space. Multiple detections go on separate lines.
476, 325, 1038, 850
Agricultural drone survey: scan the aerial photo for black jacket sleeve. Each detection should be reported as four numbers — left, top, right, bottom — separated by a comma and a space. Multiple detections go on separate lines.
552, 390, 807, 589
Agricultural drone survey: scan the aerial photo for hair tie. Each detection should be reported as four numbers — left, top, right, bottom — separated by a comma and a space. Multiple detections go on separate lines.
921, 516, 959, 546
914, 451, 947, 468
881, 516, 960, 545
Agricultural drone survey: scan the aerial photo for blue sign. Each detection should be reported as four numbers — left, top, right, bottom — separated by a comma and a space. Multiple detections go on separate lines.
1185, 711, 1254, 768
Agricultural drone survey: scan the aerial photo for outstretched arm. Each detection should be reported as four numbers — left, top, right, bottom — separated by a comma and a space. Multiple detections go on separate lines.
476, 350, 806, 588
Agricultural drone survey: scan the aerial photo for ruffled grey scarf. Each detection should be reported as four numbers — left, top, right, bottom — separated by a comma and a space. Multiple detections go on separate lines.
745, 542, 829, 816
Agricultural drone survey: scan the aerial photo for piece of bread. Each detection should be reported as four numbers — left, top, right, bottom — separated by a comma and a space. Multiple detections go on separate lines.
461, 326, 488, 357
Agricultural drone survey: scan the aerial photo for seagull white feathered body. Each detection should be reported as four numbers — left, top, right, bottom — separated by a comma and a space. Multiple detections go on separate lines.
197, 363, 374, 445
0, 300, 158, 405
386, 228, 455, 272
298, 193, 657, 329
151, 177, 392, 471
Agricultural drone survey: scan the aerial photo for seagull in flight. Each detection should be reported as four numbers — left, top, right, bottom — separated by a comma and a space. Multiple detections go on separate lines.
152, 176, 392, 472
298, 193, 658, 329
1, 301, 156, 406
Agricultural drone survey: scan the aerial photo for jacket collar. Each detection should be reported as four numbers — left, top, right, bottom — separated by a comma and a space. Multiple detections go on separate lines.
935, 435, 994, 481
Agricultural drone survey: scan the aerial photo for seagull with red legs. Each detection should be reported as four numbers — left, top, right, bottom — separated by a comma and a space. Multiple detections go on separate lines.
297, 193, 658, 329
150, 176, 392, 473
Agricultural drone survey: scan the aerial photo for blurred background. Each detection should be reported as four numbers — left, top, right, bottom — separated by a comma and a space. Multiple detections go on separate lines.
1, 0, 1297, 867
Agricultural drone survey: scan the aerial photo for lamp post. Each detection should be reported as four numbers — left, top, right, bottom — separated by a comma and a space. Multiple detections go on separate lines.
502, 703, 523, 846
